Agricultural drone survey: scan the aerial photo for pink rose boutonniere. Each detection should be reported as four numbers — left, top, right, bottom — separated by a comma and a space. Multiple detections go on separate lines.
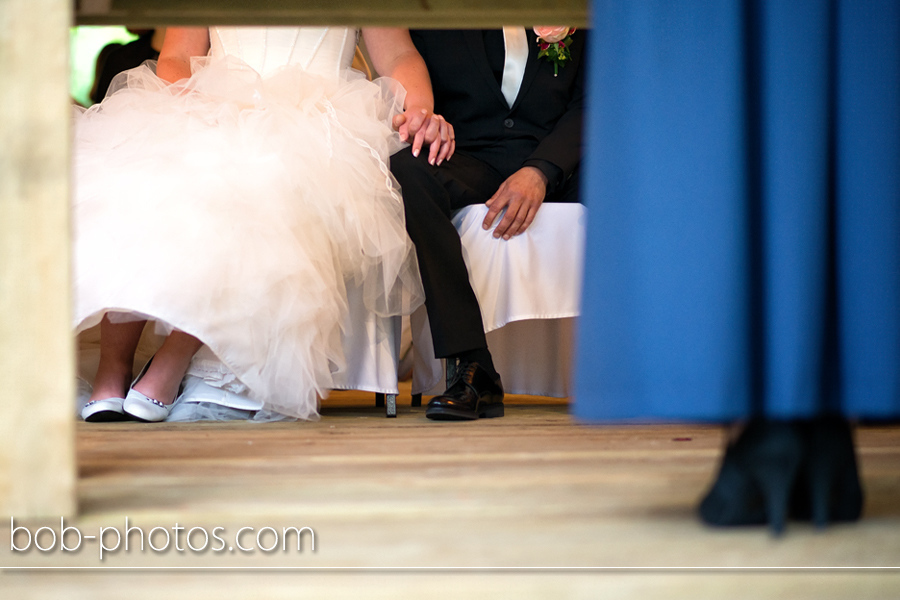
534, 26, 576, 76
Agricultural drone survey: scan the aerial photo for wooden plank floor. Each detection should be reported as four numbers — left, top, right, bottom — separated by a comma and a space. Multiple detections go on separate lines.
3, 385, 900, 597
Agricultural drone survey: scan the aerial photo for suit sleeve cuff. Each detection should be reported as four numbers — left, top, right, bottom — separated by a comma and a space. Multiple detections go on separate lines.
522, 159, 563, 195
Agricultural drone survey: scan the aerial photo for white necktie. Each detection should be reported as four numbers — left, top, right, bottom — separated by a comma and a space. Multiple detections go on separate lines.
500, 26, 528, 108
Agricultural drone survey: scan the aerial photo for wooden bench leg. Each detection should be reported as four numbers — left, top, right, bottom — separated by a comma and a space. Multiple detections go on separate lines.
411, 393, 422, 407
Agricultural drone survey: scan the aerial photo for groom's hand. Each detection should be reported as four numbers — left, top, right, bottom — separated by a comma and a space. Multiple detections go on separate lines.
483, 167, 548, 240
393, 108, 455, 165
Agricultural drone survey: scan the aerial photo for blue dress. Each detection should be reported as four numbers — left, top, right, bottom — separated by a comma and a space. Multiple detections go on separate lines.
574, 0, 900, 422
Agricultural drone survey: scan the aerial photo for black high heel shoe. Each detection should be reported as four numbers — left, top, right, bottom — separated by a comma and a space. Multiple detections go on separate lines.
699, 419, 805, 534
791, 416, 864, 527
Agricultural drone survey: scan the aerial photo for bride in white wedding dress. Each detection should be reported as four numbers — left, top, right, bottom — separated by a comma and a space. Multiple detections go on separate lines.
74, 26, 454, 422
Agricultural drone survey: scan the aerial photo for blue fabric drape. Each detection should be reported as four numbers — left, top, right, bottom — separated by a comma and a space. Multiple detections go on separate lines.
574, 0, 900, 422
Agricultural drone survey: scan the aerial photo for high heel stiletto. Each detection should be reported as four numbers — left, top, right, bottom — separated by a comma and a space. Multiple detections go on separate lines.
742, 420, 805, 534
792, 416, 864, 528
699, 419, 805, 534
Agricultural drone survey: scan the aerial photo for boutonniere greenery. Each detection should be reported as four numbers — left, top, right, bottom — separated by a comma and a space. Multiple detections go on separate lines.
534, 27, 576, 76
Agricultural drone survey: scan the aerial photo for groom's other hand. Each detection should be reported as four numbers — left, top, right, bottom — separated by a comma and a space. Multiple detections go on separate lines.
482, 166, 548, 240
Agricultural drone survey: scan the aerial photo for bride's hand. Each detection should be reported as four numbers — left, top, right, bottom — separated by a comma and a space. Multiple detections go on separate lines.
393, 108, 456, 166
421, 113, 455, 166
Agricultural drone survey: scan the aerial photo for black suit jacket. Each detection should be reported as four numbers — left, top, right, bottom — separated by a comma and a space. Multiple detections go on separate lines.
409, 29, 585, 193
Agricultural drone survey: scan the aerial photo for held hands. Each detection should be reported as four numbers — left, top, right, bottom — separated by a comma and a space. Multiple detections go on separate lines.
393, 107, 455, 166
483, 167, 548, 239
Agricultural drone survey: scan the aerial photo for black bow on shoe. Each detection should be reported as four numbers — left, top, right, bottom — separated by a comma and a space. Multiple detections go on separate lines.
425, 361, 504, 421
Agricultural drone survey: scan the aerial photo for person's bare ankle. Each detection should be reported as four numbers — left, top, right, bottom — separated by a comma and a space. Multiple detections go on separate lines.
90, 362, 132, 401
132, 365, 180, 405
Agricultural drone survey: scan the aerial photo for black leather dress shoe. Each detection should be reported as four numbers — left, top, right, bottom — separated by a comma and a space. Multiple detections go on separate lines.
425, 361, 504, 420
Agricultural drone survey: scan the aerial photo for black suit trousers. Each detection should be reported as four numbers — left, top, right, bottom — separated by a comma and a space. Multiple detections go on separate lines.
391, 149, 580, 359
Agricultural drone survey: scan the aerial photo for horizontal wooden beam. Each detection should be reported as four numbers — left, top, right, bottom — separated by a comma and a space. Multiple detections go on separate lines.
75, 0, 589, 28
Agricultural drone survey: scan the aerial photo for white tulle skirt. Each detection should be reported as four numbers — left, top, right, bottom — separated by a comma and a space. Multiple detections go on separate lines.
72, 56, 424, 420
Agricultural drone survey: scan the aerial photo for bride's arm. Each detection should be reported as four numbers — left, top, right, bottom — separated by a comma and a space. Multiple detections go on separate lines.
362, 28, 455, 165
157, 28, 211, 84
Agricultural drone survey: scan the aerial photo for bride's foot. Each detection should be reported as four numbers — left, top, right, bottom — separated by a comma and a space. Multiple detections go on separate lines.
123, 386, 172, 423
124, 357, 185, 422
82, 357, 133, 422
124, 331, 203, 422
84, 315, 147, 422
131, 356, 184, 407
82, 396, 130, 422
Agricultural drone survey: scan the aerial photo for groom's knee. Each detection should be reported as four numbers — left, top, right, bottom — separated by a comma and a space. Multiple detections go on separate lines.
390, 150, 450, 220
390, 149, 429, 188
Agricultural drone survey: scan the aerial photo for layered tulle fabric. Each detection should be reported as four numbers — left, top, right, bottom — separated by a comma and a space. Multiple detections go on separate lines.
72, 27, 424, 420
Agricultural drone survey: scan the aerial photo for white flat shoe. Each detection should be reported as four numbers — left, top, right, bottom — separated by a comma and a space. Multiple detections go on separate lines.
81, 397, 129, 422
123, 388, 172, 422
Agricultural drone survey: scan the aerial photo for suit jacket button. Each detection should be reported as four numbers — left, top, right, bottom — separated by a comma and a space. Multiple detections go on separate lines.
503, 118, 514, 128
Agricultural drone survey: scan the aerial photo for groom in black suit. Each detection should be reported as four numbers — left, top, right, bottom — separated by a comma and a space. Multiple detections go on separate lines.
391, 28, 585, 420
